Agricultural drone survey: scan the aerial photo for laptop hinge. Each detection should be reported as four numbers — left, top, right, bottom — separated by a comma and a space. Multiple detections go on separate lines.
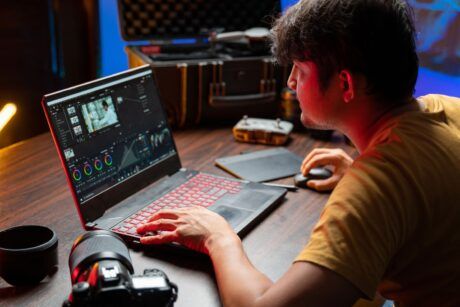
86, 222, 97, 229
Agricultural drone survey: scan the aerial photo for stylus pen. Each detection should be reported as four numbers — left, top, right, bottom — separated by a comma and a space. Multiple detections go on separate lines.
262, 182, 298, 191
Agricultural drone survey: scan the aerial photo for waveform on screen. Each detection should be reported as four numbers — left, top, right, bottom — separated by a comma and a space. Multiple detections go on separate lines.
150, 129, 170, 149
118, 135, 149, 170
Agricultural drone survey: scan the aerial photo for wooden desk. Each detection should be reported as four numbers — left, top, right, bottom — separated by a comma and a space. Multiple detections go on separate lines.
0, 127, 354, 306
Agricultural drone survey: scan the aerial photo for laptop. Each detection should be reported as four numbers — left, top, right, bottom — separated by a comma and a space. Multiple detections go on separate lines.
42, 65, 286, 245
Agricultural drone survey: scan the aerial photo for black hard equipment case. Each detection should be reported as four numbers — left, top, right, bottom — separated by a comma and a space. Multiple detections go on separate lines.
117, 0, 289, 128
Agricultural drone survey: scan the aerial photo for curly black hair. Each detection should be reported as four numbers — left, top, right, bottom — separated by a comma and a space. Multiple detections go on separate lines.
271, 0, 419, 103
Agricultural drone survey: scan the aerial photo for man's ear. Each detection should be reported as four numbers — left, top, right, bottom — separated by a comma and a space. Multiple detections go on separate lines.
339, 70, 354, 103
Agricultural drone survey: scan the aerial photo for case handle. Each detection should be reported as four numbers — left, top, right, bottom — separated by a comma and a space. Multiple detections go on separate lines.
207, 60, 277, 108
209, 91, 276, 108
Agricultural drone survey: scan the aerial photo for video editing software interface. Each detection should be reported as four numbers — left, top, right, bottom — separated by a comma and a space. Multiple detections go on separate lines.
46, 69, 176, 204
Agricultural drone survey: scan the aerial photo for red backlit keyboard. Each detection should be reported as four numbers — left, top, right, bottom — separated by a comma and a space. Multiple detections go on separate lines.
112, 173, 242, 237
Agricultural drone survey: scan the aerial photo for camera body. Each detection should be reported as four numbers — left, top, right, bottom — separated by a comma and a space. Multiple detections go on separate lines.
64, 230, 177, 307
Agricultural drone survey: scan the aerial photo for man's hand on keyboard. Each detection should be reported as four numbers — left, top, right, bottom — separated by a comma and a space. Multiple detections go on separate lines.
137, 206, 239, 255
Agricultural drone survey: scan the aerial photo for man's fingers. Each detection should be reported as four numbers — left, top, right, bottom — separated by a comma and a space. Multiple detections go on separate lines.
307, 176, 340, 192
301, 148, 330, 171
301, 148, 353, 174
140, 231, 179, 245
300, 148, 332, 170
302, 153, 338, 175
147, 210, 181, 222
137, 219, 177, 234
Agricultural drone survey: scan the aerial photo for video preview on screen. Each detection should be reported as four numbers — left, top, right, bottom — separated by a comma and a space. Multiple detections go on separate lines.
81, 96, 119, 133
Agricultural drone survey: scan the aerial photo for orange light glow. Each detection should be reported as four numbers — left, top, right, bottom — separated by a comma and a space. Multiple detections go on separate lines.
0, 103, 17, 132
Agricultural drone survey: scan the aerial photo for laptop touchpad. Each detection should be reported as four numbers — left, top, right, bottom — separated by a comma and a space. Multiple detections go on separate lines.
221, 190, 273, 211
209, 205, 250, 229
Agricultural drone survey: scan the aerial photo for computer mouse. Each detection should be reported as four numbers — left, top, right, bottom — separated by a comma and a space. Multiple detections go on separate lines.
293, 167, 333, 188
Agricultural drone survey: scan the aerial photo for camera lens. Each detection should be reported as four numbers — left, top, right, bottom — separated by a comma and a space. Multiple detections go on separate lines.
68, 230, 133, 283
64, 230, 178, 307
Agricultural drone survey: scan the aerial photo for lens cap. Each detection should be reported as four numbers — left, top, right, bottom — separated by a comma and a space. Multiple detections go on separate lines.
0, 225, 58, 286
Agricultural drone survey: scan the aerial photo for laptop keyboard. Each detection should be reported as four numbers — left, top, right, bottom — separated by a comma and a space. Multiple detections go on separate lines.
112, 173, 242, 237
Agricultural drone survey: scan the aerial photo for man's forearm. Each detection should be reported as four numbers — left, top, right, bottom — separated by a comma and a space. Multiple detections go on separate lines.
207, 234, 274, 307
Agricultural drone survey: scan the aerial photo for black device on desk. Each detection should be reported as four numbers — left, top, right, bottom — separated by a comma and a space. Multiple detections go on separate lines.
293, 168, 333, 188
42, 65, 286, 245
63, 230, 177, 307
215, 148, 303, 182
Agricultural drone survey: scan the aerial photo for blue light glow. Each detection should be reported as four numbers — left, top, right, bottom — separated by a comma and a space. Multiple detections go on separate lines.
99, 0, 459, 97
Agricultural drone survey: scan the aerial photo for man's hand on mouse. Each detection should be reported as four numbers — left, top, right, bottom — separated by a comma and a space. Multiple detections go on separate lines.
136, 206, 239, 255
301, 148, 353, 191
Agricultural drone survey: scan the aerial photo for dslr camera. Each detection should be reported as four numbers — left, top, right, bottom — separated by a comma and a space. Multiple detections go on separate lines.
63, 230, 177, 307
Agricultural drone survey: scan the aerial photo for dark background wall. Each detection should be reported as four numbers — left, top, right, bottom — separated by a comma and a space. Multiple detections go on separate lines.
0, 0, 98, 148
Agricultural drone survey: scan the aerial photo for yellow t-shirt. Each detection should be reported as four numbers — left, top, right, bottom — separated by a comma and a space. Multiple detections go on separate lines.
295, 95, 460, 306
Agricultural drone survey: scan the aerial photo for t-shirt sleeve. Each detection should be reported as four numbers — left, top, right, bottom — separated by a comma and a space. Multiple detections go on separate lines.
295, 155, 415, 298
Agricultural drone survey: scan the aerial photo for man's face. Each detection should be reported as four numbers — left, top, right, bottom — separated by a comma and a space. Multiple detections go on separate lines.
288, 61, 339, 130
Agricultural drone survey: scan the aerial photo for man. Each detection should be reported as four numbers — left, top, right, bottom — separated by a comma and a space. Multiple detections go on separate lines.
137, 0, 460, 305
98, 100, 118, 128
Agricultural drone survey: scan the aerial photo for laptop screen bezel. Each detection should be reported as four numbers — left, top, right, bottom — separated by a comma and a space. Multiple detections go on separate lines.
42, 65, 182, 225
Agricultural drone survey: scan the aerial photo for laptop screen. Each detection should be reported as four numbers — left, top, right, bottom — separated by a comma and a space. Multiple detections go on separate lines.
44, 66, 177, 206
